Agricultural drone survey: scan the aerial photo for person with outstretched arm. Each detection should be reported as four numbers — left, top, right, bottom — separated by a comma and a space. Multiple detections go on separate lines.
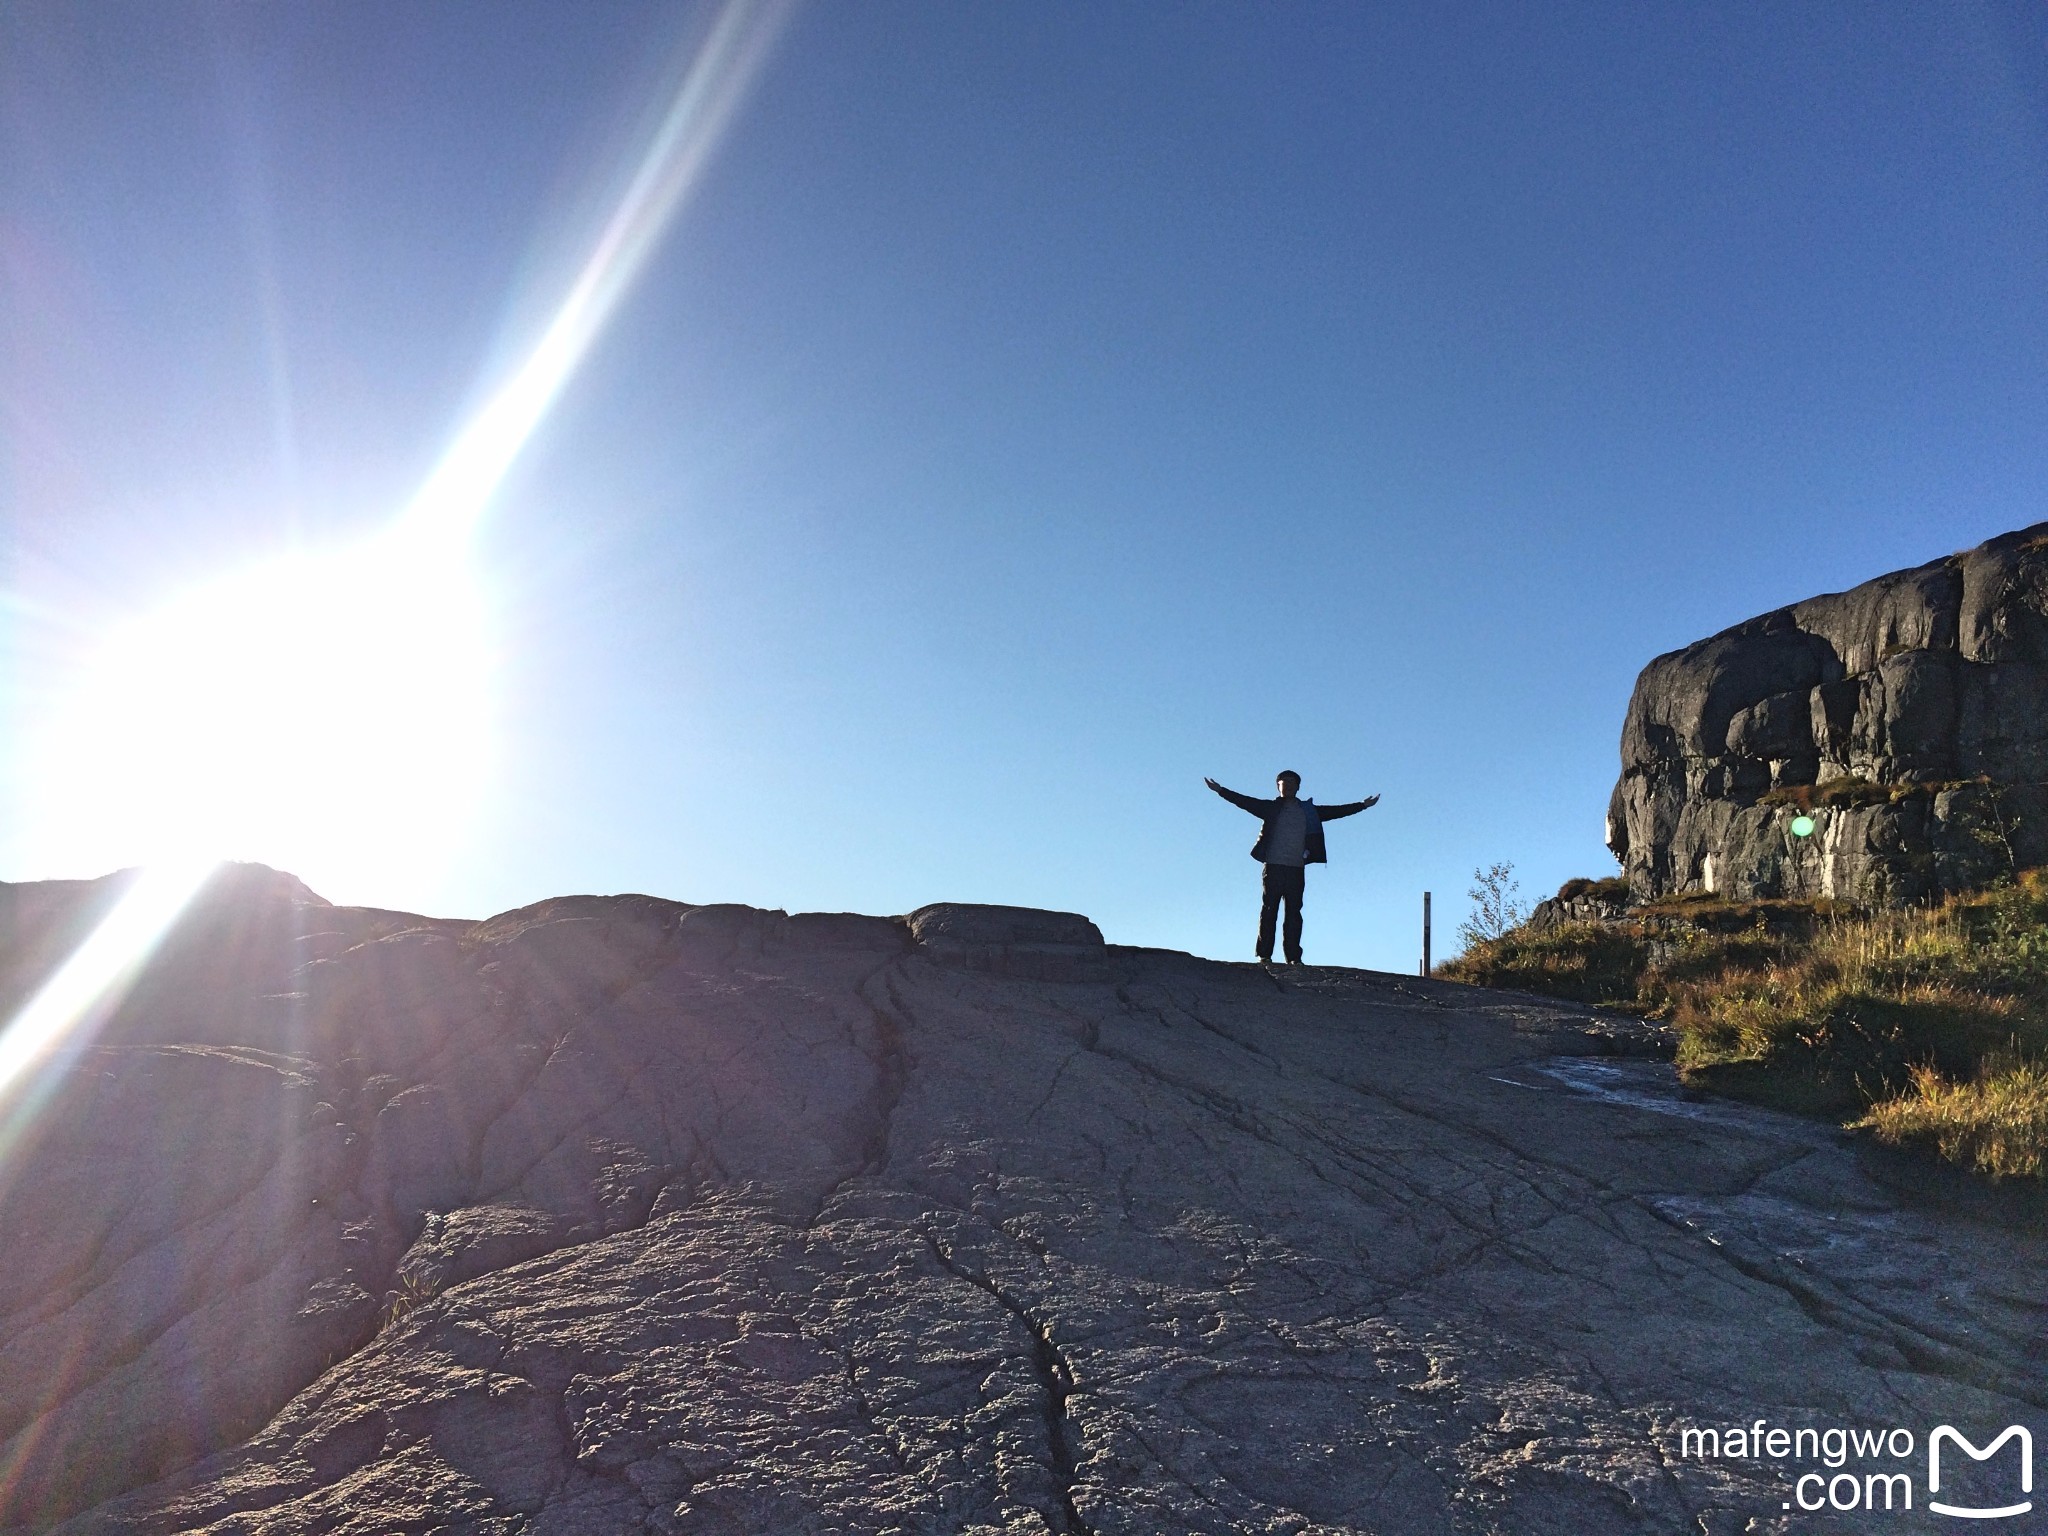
1205, 771, 1379, 966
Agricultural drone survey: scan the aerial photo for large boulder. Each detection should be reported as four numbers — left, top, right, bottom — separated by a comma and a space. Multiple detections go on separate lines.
1609, 523, 2048, 903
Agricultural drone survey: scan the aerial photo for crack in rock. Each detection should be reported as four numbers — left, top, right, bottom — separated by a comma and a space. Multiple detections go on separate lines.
923, 1231, 1094, 1536
4, 878, 2044, 1535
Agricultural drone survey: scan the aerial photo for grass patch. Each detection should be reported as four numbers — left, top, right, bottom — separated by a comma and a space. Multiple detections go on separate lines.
380, 1269, 443, 1330
1857, 1055, 2048, 1180
1441, 871, 2048, 1179
1757, 776, 1915, 811
1554, 875, 1629, 903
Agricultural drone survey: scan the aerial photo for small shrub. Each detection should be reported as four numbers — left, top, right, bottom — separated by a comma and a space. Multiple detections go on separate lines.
1457, 862, 1529, 951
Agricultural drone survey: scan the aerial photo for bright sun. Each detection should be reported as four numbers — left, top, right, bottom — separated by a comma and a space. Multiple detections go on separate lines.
0, 0, 800, 1123
27, 526, 493, 901
15, 0, 795, 909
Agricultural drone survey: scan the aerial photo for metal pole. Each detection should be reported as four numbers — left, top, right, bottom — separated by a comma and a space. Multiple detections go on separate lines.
1421, 891, 1431, 977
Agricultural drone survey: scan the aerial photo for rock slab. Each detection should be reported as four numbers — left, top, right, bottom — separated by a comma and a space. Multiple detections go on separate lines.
1, 867, 2043, 1533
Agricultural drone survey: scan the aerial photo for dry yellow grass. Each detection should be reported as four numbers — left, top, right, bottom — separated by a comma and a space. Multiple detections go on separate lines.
1858, 1057, 2048, 1180
1447, 871, 2048, 1177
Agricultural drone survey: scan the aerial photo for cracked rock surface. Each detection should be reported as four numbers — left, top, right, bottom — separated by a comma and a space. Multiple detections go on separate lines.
1, 865, 2041, 1533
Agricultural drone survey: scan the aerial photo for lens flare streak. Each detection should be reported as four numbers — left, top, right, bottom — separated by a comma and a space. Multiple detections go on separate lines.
0, 860, 215, 1132
2, 0, 790, 1144
401, 0, 792, 545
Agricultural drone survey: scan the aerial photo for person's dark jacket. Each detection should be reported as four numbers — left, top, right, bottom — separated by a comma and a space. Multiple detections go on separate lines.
1208, 783, 1376, 864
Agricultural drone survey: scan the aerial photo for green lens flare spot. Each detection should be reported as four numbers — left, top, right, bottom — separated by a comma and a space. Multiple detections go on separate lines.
1789, 814, 1816, 838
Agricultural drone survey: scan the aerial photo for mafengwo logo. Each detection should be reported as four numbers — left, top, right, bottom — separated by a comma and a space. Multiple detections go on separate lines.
1676, 1420, 2033, 1518
1929, 1426, 2032, 1520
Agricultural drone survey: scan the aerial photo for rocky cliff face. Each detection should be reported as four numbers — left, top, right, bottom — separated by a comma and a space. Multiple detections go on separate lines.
1608, 522, 2048, 903
2, 866, 2043, 1533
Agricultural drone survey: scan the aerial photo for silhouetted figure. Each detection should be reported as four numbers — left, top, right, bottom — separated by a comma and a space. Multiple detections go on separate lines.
1206, 771, 1379, 965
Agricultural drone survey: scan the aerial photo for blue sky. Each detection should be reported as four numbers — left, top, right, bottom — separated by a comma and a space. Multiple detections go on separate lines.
4, 2, 2046, 970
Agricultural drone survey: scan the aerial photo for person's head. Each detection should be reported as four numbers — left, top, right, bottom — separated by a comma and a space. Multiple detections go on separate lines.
1276, 770, 1301, 799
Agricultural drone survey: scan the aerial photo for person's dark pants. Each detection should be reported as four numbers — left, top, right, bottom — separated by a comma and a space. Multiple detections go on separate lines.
1257, 862, 1306, 963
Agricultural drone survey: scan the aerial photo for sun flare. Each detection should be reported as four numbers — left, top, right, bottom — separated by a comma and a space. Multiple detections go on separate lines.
2, 0, 792, 1123
26, 527, 492, 901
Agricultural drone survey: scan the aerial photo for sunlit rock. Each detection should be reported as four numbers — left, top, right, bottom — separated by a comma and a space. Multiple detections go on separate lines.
1609, 522, 2048, 903
0, 868, 2042, 1532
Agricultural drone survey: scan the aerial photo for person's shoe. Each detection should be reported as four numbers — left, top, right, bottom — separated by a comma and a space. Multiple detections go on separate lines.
1256, 952, 1272, 964
1284, 955, 1304, 966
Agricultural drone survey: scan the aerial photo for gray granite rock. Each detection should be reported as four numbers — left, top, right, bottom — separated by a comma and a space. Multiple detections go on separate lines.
1, 869, 2043, 1533
1609, 523, 2048, 902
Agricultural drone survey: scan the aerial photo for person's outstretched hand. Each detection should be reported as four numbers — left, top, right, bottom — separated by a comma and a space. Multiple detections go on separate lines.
1361, 793, 1380, 808
1204, 777, 1223, 792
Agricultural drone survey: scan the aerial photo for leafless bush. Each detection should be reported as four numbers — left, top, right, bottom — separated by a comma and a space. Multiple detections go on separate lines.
1458, 861, 1529, 950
